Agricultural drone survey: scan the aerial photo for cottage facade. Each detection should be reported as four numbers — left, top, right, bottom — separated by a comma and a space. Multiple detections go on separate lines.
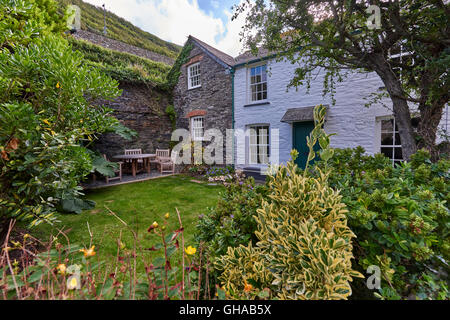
173, 36, 234, 165
232, 52, 449, 172
173, 36, 449, 171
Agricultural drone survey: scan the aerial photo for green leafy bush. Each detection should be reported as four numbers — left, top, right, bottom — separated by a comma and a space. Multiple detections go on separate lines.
313, 147, 450, 299
215, 105, 363, 300
195, 175, 265, 261
0, 0, 133, 235
216, 151, 362, 300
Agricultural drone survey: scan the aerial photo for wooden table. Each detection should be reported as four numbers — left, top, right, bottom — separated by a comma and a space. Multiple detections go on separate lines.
112, 154, 156, 177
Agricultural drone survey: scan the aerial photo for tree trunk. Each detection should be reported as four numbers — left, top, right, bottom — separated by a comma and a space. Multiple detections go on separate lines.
417, 100, 446, 160
373, 56, 417, 160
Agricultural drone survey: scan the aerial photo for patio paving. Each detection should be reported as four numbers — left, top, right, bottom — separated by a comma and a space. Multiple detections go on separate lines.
82, 171, 177, 190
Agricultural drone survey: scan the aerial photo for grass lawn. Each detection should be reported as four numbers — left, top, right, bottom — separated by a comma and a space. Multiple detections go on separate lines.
33, 175, 223, 275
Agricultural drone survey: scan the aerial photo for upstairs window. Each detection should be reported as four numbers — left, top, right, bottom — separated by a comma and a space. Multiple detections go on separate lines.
188, 63, 201, 89
249, 65, 267, 102
191, 116, 204, 141
389, 42, 413, 81
249, 125, 269, 164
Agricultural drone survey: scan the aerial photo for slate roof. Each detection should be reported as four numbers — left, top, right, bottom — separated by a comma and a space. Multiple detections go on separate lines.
280, 106, 327, 123
234, 48, 273, 65
189, 35, 235, 67
187, 36, 277, 67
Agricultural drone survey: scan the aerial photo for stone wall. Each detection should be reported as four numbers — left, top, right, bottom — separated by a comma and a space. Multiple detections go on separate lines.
173, 41, 233, 165
73, 30, 174, 65
94, 83, 173, 159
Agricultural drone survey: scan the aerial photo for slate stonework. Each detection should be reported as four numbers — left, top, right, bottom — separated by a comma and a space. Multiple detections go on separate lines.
173, 40, 233, 165
94, 83, 173, 159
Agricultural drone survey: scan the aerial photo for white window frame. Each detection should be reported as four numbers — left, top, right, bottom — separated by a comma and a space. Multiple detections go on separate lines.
388, 42, 413, 82
248, 64, 268, 103
379, 117, 403, 166
190, 116, 204, 141
187, 63, 201, 89
248, 125, 270, 165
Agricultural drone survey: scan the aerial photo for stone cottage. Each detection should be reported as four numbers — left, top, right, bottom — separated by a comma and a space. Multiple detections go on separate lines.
173, 36, 234, 165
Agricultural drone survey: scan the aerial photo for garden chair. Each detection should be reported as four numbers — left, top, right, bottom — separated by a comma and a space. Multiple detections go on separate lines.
158, 151, 176, 174
150, 149, 170, 170
124, 148, 144, 172
103, 154, 122, 184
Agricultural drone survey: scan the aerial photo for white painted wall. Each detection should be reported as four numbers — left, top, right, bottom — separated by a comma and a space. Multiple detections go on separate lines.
233, 56, 449, 169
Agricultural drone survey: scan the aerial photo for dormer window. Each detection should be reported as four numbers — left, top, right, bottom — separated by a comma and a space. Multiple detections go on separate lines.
188, 63, 201, 89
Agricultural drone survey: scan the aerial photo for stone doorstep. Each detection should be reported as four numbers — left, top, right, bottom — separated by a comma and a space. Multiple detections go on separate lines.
83, 173, 178, 190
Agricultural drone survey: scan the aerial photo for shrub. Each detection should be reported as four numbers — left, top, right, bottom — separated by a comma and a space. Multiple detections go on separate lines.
216, 150, 362, 299
215, 105, 362, 300
195, 175, 265, 261
313, 147, 450, 300
0, 0, 134, 237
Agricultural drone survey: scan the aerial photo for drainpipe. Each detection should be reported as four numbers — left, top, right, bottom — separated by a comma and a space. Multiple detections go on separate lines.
231, 67, 235, 168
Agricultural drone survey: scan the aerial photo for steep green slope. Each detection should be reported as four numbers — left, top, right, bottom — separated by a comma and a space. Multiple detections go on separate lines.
58, 0, 181, 59
70, 38, 171, 87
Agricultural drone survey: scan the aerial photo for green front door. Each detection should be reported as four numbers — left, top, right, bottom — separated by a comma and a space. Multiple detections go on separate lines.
293, 121, 319, 169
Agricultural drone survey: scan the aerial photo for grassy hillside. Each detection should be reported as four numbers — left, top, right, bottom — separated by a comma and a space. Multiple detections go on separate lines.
58, 0, 181, 59
70, 38, 171, 87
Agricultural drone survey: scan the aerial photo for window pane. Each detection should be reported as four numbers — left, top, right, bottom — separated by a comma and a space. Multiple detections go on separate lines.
394, 147, 403, 159
381, 133, 393, 145
381, 119, 393, 131
395, 133, 401, 145
381, 147, 393, 158
250, 146, 257, 163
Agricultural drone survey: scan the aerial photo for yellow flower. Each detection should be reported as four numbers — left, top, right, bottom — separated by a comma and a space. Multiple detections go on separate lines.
67, 277, 78, 290
80, 245, 96, 257
152, 221, 159, 228
57, 264, 66, 274
56, 82, 60, 89
244, 281, 253, 293
164, 212, 170, 219
42, 119, 51, 126
185, 245, 196, 255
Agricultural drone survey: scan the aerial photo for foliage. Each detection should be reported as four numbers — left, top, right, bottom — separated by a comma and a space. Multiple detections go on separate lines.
313, 147, 450, 299
70, 38, 171, 86
234, 0, 450, 159
205, 166, 235, 179
0, 211, 204, 300
165, 42, 193, 90
0, 0, 67, 48
195, 175, 265, 261
0, 0, 132, 231
57, 0, 181, 59
216, 105, 363, 300
165, 105, 176, 130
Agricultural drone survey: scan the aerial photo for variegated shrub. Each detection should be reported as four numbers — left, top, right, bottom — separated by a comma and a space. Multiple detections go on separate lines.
216, 105, 363, 300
